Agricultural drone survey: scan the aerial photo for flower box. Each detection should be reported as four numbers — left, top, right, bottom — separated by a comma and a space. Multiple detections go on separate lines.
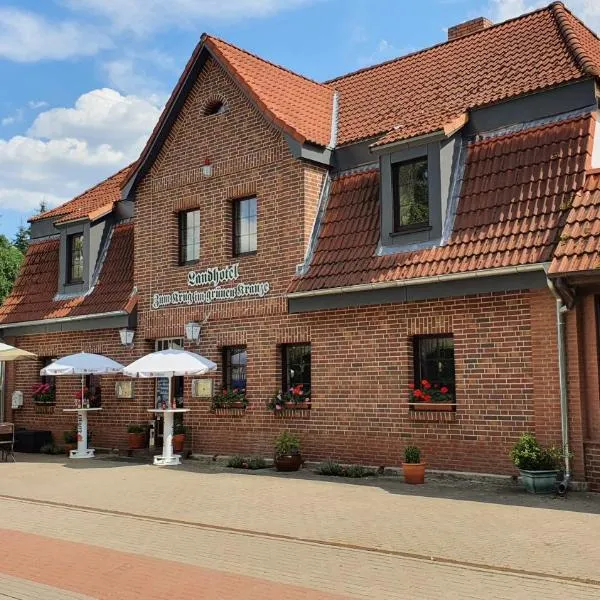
284, 401, 311, 410
412, 403, 454, 412
34, 402, 55, 415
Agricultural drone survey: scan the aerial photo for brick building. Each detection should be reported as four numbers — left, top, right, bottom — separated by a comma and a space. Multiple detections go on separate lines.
3, 2, 600, 487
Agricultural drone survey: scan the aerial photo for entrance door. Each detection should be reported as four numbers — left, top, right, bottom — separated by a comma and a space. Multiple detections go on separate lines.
153, 339, 184, 447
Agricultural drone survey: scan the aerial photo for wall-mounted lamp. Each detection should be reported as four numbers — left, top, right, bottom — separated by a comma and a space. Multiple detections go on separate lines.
185, 321, 201, 343
202, 158, 212, 177
119, 328, 135, 347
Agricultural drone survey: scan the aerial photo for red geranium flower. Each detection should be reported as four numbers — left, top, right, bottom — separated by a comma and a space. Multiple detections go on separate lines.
423, 394, 432, 402
408, 383, 414, 389
422, 379, 431, 390
440, 386, 449, 394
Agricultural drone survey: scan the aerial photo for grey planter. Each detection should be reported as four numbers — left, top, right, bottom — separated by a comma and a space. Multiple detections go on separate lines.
519, 469, 559, 494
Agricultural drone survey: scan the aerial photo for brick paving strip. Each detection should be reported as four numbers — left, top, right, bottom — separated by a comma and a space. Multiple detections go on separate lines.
2, 493, 600, 590
0, 528, 350, 600
2, 497, 600, 599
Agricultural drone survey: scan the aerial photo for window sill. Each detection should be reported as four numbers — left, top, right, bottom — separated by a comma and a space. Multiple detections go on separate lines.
390, 225, 432, 237
233, 251, 257, 258
411, 403, 455, 412
178, 260, 200, 267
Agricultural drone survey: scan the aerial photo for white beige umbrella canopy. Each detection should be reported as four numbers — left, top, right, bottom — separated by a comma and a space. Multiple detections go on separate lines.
0, 342, 37, 361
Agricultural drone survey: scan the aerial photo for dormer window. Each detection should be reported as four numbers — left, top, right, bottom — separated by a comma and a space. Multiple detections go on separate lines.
392, 157, 429, 232
67, 233, 84, 283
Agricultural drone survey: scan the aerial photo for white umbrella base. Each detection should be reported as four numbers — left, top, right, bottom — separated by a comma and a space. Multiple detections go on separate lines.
153, 454, 181, 466
69, 448, 95, 459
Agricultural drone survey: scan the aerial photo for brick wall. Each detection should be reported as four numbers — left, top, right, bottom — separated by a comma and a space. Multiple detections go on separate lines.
4, 330, 155, 450
5, 289, 570, 475
2, 51, 585, 479
584, 441, 600, 491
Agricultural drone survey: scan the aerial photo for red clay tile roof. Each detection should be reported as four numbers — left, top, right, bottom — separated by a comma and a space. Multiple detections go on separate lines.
329, 2, 600, 146
205, 36, 334, 147
288, 114, 595, 293
0, 223, 134, 325
549, 169, 600, 274
30, 165, 133, 225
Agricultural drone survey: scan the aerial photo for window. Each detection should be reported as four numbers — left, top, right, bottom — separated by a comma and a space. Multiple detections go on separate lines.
40, 357, 56, 388
67, 233, 84, 283
178, 209, 200, 264
282, 343, 311, 394
413, 335, 455, 392
392, 157, 429, 232
204, 100, 225, 116
85, 374, 102, 408
222, 346, 247, 391
233, 197, 257, 255
155, 339, 184, 409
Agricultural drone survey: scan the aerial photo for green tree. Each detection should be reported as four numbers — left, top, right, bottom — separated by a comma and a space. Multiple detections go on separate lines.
13, 223, 30, 254
0, 234, 23, 303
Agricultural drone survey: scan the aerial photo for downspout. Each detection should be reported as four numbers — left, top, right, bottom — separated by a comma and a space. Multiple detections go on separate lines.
546, 276, 574, 493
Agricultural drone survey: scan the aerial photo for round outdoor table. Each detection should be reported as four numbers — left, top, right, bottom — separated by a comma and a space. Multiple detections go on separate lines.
62, 408, 102, 459
147, 408, 190, 466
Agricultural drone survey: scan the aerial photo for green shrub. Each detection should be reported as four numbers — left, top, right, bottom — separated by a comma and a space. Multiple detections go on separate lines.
404, 446, 421, 464
318, 460, 345, 476
63, 430, 77, 444
247, 457, 267, 470
127, 424, 145, 434
40, 443, 62, 455
227, 455, 246, 468
275, 431, 300, 456
510, 433, 564, 471
344, 464, 372, 478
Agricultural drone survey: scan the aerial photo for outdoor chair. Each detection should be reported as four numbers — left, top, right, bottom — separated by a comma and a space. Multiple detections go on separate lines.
0, 422, 15, 462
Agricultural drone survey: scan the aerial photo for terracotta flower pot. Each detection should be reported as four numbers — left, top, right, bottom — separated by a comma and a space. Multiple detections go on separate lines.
413, 403, 454, 412
402, 462, 426, 484
172, 434, 185, 453
128, 432, 146, 450
274, 454, 303, 471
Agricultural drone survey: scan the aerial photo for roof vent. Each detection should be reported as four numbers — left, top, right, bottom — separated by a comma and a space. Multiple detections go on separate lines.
447, 17, 492, 41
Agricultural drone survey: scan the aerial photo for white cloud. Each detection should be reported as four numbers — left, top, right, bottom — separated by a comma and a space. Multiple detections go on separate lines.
0, 7, 112, 62
65, 0, 319, 35
27, 101, 49, 110
488, 0, 599, 31
0, 88, 162, 218
1, 109, 23, 127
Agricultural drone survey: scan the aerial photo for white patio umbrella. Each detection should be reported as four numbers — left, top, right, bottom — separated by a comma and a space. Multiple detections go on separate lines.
0, 342, 37, 361
41, 352, 124, 399
123, 349, 217, 379
123, 349, 216, 466
41, 352, 124, 459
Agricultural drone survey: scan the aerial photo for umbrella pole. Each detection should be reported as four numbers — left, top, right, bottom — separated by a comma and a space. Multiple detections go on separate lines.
77, 374, 86, 456
163, 375, 174, 462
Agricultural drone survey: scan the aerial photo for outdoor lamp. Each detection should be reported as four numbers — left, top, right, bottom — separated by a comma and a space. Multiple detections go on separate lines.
185, 321, 201, 343
119, 328, 135, 347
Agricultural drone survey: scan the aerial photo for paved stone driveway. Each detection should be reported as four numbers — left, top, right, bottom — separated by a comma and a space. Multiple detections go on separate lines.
1, 455, 600, 599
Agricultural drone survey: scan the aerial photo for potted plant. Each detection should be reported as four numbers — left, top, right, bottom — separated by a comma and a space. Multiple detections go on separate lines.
267, 385, 311, 412
127, 424, 146, 450
510, 433, 564, 494
63, 429, 77, 454
409, 380, 454, 411
402, 445, 426, 484
172, 422, 187, 453
211, 388, 248, 410
274, 431, 302, 471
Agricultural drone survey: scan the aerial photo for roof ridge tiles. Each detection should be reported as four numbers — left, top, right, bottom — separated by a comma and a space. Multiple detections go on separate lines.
551, 1, 600, 78
203, 34, 332, 90
325, 2, 562, 85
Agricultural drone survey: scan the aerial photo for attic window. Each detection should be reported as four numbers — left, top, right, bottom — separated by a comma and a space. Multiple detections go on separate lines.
204, 100, 226, 116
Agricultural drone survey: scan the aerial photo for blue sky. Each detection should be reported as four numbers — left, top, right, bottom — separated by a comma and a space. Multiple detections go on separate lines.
0, 0, 598, 239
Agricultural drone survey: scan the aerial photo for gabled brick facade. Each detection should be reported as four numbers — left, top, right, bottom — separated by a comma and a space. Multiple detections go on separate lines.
3, 3, 600, 488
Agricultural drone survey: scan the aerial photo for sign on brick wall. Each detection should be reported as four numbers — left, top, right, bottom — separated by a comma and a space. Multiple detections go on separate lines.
151, 263, 270, 309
